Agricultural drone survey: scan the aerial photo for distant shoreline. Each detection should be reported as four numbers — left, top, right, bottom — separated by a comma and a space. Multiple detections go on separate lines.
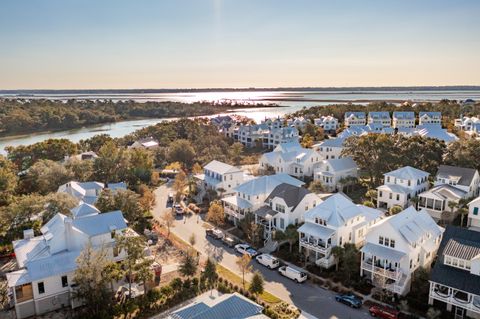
1, 85, 480, 95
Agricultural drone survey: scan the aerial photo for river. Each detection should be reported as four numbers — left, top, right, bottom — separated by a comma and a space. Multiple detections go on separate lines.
1, 89, 479, 154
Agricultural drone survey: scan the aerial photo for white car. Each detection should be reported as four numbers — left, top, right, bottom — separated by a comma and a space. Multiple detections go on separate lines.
278, 266, 308, 283
256, 254, 280, 269
234, 244, 258, 257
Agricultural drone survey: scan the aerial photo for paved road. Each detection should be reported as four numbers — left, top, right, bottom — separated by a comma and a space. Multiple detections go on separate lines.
153, 183, 371, 319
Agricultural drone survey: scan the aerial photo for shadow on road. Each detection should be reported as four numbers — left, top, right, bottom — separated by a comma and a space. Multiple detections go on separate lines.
204, 239, 226, 263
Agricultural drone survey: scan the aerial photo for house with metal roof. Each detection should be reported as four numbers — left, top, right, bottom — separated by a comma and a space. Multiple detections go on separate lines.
253, 183, 322, 243
313, 137, 346, 160
414, 124, 459, 144
455, 115, 480, 132
298, 193, 384, 268
128, 137, 159, 150
5, 204, 134, 319
344, 112, 367, 127
57, 181, 127, 205
368, 112, 391, 127
428, 226, 480, 318
313, 157, 358, 192
221, 174, 304, 225
314, 115, 339, 133
259, 141, 322, 179
418, 184, 469, 222
419, 111, 442, 126
377, 166, 430, 210
361, 206, 443, 296
195, 160, 246, 196
235, 123, 299, 149
434, 165, 480, 198
392, 112, 415, 128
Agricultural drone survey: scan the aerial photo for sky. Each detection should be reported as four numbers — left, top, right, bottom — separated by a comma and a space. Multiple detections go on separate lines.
0, 0, 479, 89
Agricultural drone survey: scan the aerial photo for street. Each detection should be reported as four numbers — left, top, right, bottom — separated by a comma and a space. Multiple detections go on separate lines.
153, 182, 371, 319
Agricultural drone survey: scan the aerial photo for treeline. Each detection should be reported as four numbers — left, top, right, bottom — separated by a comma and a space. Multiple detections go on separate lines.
0, 98, 277, 135
290, 100, 480, 128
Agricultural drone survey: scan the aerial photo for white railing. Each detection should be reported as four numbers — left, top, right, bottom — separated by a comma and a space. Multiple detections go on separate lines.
300, 238, 331, 255
315, 255, 335, 268
224, 207, 244, 219
430, 284, 480, 315
361, 260, 402, 281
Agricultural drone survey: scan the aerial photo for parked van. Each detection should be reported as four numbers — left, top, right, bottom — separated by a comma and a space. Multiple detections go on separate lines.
256, 254, 280, 269
278, 266, 307, 283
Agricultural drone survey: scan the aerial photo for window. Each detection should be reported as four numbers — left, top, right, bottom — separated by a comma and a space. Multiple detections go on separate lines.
379, 236, 384, 245
390, 240, 395, 248
396, 194, 400, 201
61, 276, 68, 288
474, 207, 479, 216
275, 204, 285, 214
385, 238, 390, 246
280, 218, 285, 229
379, 191, 383, 197
38, 282, 45, 294
389, 193, 392, 200
339, 237, 343, 246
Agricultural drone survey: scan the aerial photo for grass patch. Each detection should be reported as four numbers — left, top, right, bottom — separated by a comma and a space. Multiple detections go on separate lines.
217, 265, 281, 305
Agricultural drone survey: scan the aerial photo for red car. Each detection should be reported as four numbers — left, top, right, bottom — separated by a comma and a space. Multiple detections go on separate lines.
369, 305, 400, 319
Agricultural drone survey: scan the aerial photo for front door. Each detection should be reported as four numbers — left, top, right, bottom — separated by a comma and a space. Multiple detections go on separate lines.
454, 306, 465, 319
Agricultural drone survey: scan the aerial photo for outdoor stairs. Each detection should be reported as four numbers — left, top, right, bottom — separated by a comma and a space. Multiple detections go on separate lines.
259, 239, 278, 254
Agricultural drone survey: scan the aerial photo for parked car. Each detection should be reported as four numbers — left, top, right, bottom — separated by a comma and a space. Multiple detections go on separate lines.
256, 254, 280, 269
222, 235, 237, 248
335, 294, 362, 308
369, 305, 401, 319
278, 266, 307, 283
234, 244, 258, 257
167, 193, 174, 204
173, 204, 184, 215
206, 228, 224, 240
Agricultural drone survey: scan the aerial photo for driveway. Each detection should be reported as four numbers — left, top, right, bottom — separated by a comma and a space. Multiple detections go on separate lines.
153, 184, 371, 319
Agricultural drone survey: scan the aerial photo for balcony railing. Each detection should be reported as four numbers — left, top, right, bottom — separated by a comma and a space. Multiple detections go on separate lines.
224, 207, 245, 219
430, 284, 480, 314
361, 259, 402, 281
300, 238, 330, 254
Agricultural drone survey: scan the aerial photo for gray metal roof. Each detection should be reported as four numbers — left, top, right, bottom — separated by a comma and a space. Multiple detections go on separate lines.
430, 226, 480, 295
297, 222, 336, 240
361, 243, 406, 262
254, 206, 278, 219
436, 165, 478, 187
265, 183, 311, 210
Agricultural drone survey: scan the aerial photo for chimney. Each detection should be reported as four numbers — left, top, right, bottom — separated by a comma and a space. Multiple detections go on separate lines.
23, 229, 34, 239
65, 218, 73, 251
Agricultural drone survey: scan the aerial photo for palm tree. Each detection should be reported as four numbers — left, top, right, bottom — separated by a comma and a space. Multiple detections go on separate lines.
447, 201, 458, 221
410, 196, 419, 209
458, 207, 469, 227
331, 246, 344, 272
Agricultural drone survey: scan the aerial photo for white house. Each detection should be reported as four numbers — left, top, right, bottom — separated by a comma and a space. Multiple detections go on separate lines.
313, 137, 345, 160
235, 124, 299, 149
195, 160, 245, 196
313, 157, 358, 192
468, 197, 480, 231
298, 193, 384, 268
434, 165, 480, 198
254, 183, 322, 241
418, 184, 469, 222
419, 112, 442, 126
221, 174, 304, 225
377, 166, 430, 210
414, 125, 459, 144
361, 206, 443, 296
259, 141, 322, 178
344, 112, 366, 127
57, 181, 127, 205
392, 112, 415, 129
64, 151, 98, 162
429, 226, 480, 319
314, 116, 338, 133
128, 137, 159, 150
290, 117, 309, 129
5, 205, 134, 319
454, 115, 480, 132
368, 112, 391, 127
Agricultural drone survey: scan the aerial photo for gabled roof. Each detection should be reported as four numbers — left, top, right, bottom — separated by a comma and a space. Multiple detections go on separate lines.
315, 137, 345, 148
393, 111, 415, 119
430, 226, 480, 296
368, 111, 390, 119
377, 183, 411, 194
322, 157, 357, 172
420, 184, 466, 201
265, 183, 311, 210
419, 111, 441, 118
345, 112, 366, 119
436, 165, 478, 187
384, 166, 429, 180
234, 174, 304, 196
70, 202, 100, 219
204, 160, 241, 175
378, 206, 443, 245
304, 193, 383, 228
72, 210, 127, 237
415, 125, 458, 143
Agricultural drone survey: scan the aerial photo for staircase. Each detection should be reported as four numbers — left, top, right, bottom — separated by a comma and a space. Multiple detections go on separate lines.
260, 239, 278, 254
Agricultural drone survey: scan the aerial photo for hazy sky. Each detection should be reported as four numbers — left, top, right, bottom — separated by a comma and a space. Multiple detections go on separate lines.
1, 0, 479, 89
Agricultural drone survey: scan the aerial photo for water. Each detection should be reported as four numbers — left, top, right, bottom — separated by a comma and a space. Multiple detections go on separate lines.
1, 89, 478, 153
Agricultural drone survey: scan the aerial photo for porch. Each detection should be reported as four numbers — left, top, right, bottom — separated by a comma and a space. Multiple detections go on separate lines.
221, 195, 252, 225
430, 282, 480, 316
254, 206, 278, 241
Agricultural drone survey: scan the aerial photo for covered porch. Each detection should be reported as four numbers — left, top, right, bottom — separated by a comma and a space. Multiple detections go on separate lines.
221, 196, 252, 225
298, 223, 335, 268
430, 282, 480, 317
254, 206, 278, 241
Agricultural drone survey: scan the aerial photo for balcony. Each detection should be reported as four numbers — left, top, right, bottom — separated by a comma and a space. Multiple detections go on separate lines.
224, 206, 245, 220
361, 259, 402, 281
300, 237, 331, 255
430, 283, 480, 314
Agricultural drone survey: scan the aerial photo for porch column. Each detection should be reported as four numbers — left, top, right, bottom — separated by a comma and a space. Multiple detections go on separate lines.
428, 282, 434, 305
